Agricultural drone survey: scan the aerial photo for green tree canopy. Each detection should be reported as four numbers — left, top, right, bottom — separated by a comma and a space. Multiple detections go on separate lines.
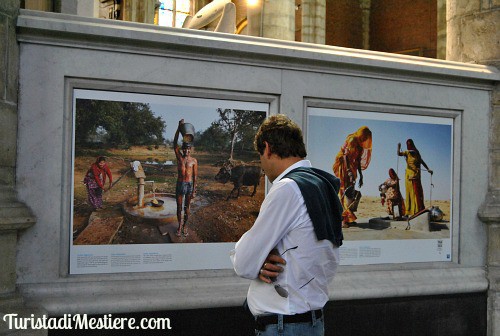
194, 124, 229, 151
75, 99, 165, 147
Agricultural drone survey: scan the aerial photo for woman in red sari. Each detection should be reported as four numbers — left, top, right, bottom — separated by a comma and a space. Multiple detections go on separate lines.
333, 126, 372, 227
83, 156, 113, 211
397, 139, 433, 216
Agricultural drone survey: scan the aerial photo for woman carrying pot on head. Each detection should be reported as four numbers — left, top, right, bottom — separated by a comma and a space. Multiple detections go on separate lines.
83, 156, 113, 211
333, 126, 372, 228
397, 139, 433, 216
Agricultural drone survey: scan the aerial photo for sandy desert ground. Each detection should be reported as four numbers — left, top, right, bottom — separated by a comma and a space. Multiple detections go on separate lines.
342, 196, 451, 240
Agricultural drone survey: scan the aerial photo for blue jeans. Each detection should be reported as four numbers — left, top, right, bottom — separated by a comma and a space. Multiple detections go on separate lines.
255, 311, 324, 336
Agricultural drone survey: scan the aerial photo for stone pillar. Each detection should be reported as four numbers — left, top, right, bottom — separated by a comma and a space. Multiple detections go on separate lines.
479, 82, 500, 336
23, 0, 52, 11
123, 0, 157, 24
301, 0, 326, 44
262, 0, 295, 41
447, 1, 500, 335
436, 0, 446, 59
246, 0, 262, 37
360, 0, 371, 50
0, 1, 41, 335
60, 0, 99, 18
447, 0, 499, 64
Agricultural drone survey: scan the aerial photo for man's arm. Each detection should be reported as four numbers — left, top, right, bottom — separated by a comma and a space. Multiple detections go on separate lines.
173, 119, 182, 159
230, 182, 299, 279
192, 159, 198, 196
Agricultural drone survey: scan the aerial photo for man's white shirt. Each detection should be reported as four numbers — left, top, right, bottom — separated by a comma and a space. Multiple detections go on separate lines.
230, 160, 340, 316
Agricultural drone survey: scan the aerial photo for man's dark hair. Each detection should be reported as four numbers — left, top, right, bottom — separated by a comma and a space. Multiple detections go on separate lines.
254, 114, 307, 158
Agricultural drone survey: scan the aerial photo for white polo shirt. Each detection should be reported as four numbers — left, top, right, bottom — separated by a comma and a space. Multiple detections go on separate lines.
230, 160, 340, 316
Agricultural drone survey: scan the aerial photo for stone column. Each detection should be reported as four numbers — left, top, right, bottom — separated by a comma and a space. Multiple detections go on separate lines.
0, 1, 41, 335
23, 0, 53, 11
479, 80, 500, 336
262, 0, 295, 41
436, 0, 446, 59
447, 0, 499, 64
60, 0, 99, 18
360, 0, 371, 50
447, 1, 500, 335
123, 0, 157, 24
246, 0, 262, 37
301, 0, 326, 44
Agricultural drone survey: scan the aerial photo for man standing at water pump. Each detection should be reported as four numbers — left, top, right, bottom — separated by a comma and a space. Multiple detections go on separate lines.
173, 119, 198, 237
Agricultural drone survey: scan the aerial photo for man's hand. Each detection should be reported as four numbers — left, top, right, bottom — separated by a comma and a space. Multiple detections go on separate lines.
258, 252, 286, 284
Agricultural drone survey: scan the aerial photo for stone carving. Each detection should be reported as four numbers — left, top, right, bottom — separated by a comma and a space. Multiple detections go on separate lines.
182, 0, 236, 34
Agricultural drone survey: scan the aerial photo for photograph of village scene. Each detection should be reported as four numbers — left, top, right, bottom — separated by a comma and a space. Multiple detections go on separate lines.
72, 90, 267, 247
307, 108, 453, 243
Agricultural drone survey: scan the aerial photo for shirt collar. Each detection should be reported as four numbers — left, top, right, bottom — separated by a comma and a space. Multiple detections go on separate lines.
274, 160, 312, 183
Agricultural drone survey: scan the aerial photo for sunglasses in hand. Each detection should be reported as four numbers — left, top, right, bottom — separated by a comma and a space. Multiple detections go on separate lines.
265, 246, 298, 298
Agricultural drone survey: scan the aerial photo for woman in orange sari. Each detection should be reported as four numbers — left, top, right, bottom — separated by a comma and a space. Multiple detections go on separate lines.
397, 139, 433, 216
333, 126, 372, 228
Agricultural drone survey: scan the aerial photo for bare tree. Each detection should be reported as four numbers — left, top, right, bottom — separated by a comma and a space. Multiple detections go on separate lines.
214, 109, 265, 160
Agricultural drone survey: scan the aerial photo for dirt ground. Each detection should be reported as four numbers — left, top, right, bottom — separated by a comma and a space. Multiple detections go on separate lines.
73, 146, 264, 244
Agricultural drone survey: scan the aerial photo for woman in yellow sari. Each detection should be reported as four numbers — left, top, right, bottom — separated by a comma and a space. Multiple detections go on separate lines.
397, 139, 433, 216
333, 126, 372, 227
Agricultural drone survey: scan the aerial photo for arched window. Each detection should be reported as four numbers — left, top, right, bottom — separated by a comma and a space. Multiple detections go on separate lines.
158, 0, 192, 28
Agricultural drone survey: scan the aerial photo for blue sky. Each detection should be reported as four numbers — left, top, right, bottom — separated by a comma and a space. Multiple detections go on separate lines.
144, 98, 268, 141
149, 102, 222, 141
307, 108, 453, 200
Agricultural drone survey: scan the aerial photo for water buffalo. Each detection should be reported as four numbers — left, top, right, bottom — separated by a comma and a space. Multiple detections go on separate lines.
215, 165, 262, 200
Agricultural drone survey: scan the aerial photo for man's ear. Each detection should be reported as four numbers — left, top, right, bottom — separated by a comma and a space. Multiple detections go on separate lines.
264, 141, 272, 157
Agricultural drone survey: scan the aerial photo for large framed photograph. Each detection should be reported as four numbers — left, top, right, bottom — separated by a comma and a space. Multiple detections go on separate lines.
307, 107, 453, 265
70, 89, 268, 274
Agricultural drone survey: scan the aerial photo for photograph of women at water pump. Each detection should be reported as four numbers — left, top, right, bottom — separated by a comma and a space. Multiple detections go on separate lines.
307, 107, 453, 265
70, 89, 267, 274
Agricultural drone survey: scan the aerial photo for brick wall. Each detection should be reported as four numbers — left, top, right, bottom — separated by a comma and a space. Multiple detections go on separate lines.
370, 0, 437, 57
325, 0, 364, 49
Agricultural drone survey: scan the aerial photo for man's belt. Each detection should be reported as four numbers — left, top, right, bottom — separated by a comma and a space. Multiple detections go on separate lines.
255, 309, 322, 331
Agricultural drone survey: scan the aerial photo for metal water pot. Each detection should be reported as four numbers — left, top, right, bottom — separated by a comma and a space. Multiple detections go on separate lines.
429, 206, 444, 221
180, 122, 195, 143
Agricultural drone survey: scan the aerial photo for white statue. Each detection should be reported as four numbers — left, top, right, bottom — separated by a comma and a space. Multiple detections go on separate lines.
182, 0, 236, 34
